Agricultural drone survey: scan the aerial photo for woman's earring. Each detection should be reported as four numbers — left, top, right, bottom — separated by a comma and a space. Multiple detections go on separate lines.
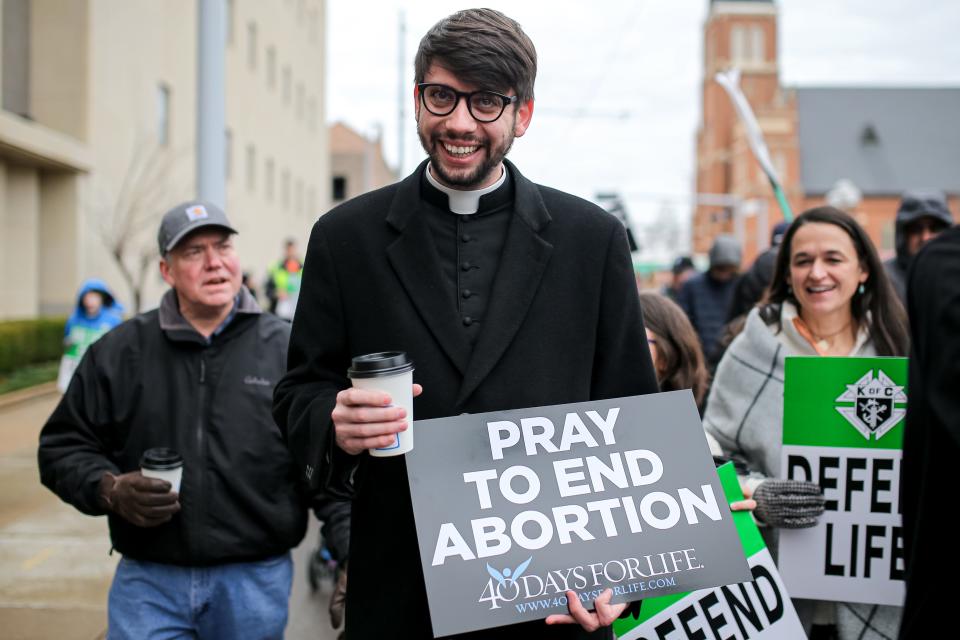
858, 283, 865, 295
787, 284, 793, 295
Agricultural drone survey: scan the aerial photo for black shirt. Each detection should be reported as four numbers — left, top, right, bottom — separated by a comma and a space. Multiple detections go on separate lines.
420, 171, 514, 347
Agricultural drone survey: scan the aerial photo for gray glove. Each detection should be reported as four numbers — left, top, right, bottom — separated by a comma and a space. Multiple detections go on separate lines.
752, 480, 825, 529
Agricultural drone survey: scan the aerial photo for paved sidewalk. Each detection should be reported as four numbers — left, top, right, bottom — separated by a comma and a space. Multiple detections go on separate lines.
0, 390, 335, 640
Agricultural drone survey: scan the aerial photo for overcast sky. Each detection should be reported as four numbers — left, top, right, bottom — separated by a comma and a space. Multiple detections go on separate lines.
325, 0, 960, 249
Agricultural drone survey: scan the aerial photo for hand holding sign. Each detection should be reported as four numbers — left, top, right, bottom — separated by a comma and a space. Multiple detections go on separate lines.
544, 589, 625, 631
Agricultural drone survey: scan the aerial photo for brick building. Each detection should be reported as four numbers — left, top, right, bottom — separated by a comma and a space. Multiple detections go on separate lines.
694, 0, 959, 265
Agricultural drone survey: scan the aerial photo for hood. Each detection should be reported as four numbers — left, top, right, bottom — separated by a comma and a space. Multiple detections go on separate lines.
70, 278, 123, 323
894, 190, 953, 265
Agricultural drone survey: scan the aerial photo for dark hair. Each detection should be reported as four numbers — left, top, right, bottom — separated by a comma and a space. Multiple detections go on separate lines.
639, 292, 711, 410
761, 206, 909, 356
414, 9, 537, 103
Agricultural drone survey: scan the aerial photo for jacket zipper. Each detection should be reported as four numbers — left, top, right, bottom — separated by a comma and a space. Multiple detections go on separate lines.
195, 355, 206, 559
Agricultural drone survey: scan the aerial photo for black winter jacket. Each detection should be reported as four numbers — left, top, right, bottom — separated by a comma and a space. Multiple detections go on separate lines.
38, 287, 307, 566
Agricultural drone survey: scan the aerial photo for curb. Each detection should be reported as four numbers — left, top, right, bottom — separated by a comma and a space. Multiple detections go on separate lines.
0, 382, 60, 410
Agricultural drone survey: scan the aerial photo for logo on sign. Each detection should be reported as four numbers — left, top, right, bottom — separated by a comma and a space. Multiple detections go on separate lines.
835, 369, 906, 441
480, 557, 533, 609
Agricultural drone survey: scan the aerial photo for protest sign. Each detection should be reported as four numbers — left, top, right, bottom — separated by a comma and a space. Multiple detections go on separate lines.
779, 356, 907, 606
614, 463, 805, 639
406, 391, 751, 637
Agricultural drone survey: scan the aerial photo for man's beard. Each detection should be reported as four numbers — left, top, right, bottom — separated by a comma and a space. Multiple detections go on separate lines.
416, 125, 514, 189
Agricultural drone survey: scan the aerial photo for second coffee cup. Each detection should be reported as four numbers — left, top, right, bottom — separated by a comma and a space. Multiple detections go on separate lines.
140, 447, 184, 493
347, 351, 415, 457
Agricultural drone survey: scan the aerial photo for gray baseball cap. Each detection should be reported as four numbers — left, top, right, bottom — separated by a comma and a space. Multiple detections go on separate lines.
157, 201, 238, 254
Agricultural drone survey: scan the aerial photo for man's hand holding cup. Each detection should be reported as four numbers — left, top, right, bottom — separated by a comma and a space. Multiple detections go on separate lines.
335, 352, 419, 457
332, 384, 423, 455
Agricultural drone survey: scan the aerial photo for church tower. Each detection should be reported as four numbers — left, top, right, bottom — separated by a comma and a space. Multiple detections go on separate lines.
693, 0, 799, 263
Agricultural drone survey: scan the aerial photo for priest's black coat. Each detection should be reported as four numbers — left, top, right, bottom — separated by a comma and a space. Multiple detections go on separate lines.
274, 160, 659, 639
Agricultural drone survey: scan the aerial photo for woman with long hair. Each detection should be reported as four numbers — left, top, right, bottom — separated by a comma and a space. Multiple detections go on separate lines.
638, 292, 710, 412
703, 206, 908, 639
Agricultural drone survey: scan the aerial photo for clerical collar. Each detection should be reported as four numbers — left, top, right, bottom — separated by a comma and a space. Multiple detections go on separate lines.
424, 164, 509, 215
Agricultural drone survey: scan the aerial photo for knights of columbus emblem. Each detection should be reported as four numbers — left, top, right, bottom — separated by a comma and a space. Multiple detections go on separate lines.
835, 369, 907, 441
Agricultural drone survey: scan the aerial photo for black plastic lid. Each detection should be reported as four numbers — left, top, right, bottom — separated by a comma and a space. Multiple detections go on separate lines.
140, 447, 184, 470
347, 351, 414, 378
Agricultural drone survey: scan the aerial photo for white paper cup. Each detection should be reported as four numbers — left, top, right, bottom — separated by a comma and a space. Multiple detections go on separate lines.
140, 448, 184, 493
348, 352, 415, 457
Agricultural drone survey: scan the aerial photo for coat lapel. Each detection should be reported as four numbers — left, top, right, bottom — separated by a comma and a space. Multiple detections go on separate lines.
455, 162, 553, 406
386, 163, 471, 375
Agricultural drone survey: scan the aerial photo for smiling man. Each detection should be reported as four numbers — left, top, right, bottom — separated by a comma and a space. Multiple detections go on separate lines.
39, 201, 307, 639
274, 9, 659, 639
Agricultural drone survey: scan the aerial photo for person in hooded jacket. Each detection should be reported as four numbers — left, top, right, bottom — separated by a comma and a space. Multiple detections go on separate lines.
57, 279, 124, 392
882, 190, 953, 303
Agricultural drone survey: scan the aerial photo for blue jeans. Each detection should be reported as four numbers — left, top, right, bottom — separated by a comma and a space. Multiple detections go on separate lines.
107, 553, 293, 640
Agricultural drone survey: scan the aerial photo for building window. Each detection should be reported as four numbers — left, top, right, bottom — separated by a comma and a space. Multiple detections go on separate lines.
2, 0, 31, 118
306, 97, 316, 131
309, 8, 319, 44
296, 83, 304, 120
295, 179, 304, 214
308, 186, 316, 216
749, 26, 765, 63
225, 0, 234, 45
246, 144, 256, 191
282, 66, 291, 105
265, 158, 275, 201
225, 128, 233, 180
282, 169, 291, 209
333, 176, 347, 201
730, 25, 745, 64
247, 22, 257, 70
266, 46, 276, 89
157, 83, 171, 145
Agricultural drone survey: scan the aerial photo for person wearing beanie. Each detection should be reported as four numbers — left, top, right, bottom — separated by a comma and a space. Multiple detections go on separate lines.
677, 234, 742, 367
883, 190, 953, 302
677, 235, 742, 369
662, 255, 696, 303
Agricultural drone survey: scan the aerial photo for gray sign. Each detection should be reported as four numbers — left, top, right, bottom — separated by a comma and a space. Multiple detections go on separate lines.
406, 391, 752, 637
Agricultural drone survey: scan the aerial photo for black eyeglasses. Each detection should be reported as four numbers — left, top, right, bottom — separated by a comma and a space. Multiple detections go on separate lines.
417, 83, 518, 123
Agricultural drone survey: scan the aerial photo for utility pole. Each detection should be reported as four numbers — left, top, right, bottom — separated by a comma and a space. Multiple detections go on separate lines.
197, 0, 226, 207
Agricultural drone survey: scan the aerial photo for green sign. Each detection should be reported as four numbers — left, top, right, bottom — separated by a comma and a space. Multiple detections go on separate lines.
614, 463, 804, 639
779, 356, 907, 606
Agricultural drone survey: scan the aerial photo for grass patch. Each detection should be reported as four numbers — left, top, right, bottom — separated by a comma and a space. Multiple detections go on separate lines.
0, 361, 60, 396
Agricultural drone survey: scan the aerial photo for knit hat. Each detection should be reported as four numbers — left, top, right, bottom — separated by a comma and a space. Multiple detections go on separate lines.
671, 256, 695, 275
708, 235, 742, 269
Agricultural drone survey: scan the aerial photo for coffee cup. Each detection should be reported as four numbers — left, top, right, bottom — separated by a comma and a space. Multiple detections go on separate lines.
140, 448, 184, 493
347, 351, 415, 457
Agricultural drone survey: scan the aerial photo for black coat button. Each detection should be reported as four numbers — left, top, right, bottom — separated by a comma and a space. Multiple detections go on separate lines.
460, 261, 472, 271
461, 233, 472, 242
462, 289, 472, 299
462, 316, 473, 326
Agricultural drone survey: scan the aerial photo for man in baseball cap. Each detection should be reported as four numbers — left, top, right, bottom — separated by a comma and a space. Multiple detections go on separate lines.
157, 200, 238, 255
39, 200, 307, 638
